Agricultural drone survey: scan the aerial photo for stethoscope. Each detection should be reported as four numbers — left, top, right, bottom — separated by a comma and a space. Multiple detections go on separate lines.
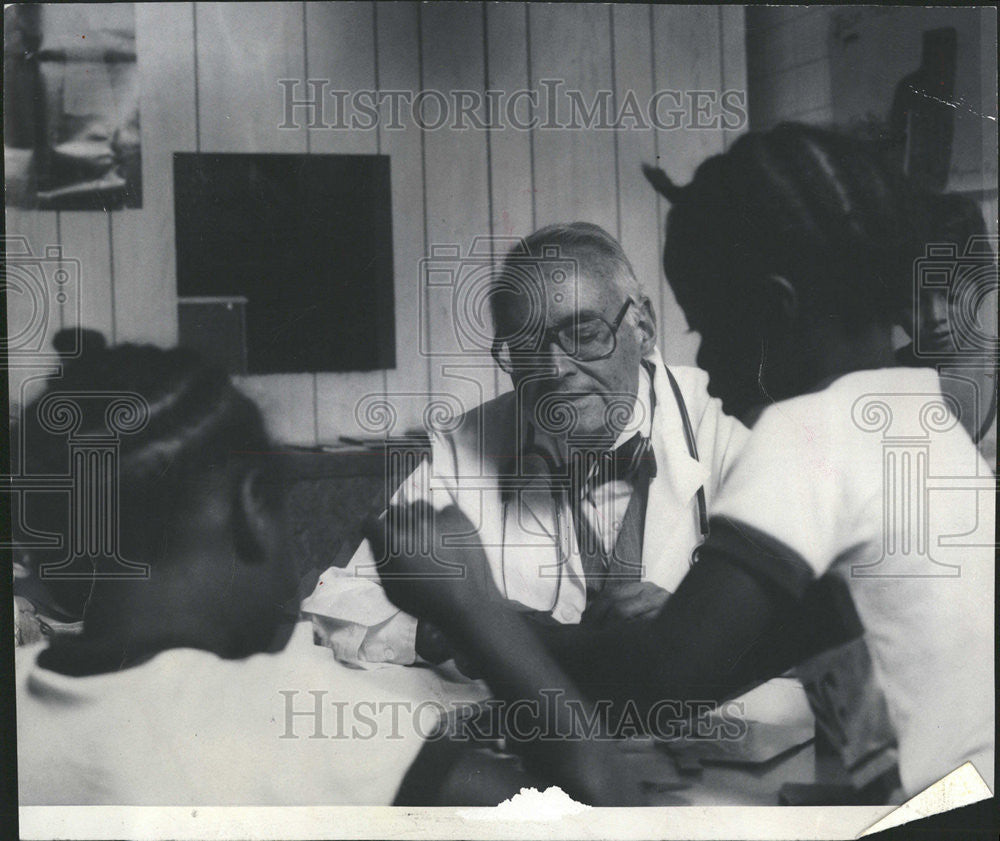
664, 366, 710, 541
498, 363, 709, 613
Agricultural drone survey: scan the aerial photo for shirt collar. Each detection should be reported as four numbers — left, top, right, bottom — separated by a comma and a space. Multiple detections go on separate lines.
612, 360, 654, 449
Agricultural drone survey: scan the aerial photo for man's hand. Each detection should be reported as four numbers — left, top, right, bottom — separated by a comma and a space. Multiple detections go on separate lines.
582, 580, 670, 625
362, 502, 495, 627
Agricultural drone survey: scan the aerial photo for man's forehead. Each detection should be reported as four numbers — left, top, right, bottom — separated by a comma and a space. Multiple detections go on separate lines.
527, 267, 618, 307
493, 263, 623, 330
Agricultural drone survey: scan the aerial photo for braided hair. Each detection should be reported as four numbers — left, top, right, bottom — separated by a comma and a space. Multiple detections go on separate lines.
18, 333, 281, 621
646, 122, 917, 334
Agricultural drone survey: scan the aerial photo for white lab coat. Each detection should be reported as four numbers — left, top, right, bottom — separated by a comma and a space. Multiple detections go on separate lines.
301, 350, 749, 667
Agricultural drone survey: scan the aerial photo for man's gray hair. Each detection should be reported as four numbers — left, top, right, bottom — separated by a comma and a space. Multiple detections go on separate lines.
490, 222, 644, 330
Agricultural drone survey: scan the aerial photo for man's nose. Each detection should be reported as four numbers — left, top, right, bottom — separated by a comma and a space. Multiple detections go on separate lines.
547, 341, 577, 378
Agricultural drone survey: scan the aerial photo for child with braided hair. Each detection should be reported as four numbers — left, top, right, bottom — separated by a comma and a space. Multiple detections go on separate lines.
643, 123, 993, 797
14, 340, 406, 804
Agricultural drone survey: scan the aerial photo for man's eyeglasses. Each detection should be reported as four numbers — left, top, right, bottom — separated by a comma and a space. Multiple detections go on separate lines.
492, 299, 635, 373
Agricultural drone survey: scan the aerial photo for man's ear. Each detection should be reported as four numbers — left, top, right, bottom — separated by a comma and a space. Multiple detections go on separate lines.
760, 274, 798, 336
635, 296, 658, 356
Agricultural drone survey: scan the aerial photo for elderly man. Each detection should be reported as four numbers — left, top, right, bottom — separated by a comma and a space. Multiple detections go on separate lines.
302, 222, 749, 668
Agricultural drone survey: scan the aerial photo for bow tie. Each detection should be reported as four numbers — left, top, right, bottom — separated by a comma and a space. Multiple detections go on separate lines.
571, 433, 657, 501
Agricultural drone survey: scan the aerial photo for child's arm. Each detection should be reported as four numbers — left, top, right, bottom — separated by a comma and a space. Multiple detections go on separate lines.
362, 504, 648, 805
367, 503, 809, 720
529, 547, 810, 711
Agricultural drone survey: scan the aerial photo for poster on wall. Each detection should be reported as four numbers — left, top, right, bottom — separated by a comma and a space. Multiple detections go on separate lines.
3, 3, 141, 210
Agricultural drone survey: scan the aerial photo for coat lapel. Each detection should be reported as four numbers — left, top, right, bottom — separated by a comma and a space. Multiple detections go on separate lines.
642, 351, 712, 592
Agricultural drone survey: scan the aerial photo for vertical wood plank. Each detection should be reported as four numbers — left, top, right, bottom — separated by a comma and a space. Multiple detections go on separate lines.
420, 2, 494, 418
611, 4, 662, 324
528, 4, 617, 233
649, 4, 725, 188
113, 1, 197, 348
652, 5, 725, 366
720, 6, 748, 151
305, 1, 377, 157
485, 2, 533, 398
196, 0, 315, 445
306, 1, 389, 442
981, 7, 998, 198
195, 1, 306, 155
4, 209, 60, 416
485, 3, 533, 242
59, 212, 114, 344
378, 1, 433, 433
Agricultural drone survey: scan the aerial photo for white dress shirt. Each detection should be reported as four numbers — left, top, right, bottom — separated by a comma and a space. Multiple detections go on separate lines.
574, 362, 655, 557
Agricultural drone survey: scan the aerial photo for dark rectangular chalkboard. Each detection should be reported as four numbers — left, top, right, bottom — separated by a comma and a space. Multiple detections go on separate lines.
174, 153, 395, 374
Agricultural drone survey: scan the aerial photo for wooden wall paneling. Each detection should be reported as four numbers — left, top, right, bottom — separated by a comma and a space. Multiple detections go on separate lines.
981, 7, 998, 195
484, 1, 533, 399
5, 3, 756, 446
305, 1, 378, 158
378, 1, 433, 434
651, 5, 725, 366
58, 212, 114, 345
5, 208, 59, 562
484, 3, 534, 242
4, 209, 60, 416
419, 2, 495, 417
306, 1, 390, 443
112, 2, 197, 348
720, 6, 748, 151
196, 1, 315, 445
527, 4, 618, 234
611, 4, 663, 333
194, 1, 306, 155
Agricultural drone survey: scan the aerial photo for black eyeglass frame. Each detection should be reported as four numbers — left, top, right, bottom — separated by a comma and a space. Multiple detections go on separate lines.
491, 298, 636, 373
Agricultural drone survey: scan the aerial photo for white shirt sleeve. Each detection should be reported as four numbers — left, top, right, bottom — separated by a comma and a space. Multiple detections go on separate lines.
710, 395, 868, 584
300, 458, 435, 668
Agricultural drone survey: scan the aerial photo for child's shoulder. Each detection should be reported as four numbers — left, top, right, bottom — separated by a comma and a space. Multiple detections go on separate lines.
741, 368, 949, 487
757, 367, 944, 434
